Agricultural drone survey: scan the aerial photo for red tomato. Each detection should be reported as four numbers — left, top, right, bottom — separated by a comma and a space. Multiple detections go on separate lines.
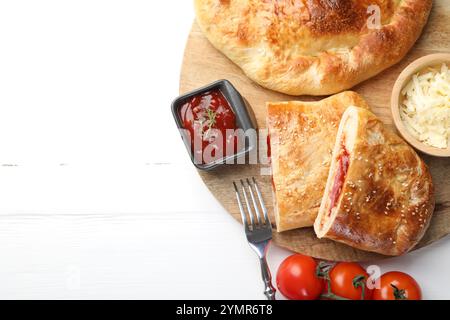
373, 272, 422, 300
276, 254, 324, 300
328, 262, 373, 300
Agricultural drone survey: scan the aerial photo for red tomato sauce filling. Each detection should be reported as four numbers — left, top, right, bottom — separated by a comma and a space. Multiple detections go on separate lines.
267, 133, 271, 160
267, 133, 276, 190
178, 89, 238, 164
328, 146, 350, 216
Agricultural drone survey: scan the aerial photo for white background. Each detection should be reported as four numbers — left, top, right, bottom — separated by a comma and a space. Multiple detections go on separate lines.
0, 1, 449, 299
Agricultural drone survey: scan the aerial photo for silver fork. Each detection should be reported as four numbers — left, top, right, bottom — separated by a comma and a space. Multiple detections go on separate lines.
233, 178, 276, 300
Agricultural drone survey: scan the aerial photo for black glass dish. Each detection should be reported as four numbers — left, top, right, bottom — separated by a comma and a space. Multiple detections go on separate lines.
171, 79, 257, 171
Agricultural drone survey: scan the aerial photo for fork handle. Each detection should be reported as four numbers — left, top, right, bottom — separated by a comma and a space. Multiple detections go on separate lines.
259, 256, 276, 300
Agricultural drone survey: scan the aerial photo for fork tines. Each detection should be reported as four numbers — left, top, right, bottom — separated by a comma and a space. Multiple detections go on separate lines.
233, 178, 271, 230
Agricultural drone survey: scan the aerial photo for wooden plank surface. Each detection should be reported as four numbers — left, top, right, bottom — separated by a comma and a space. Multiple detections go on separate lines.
179, 1, 450, 261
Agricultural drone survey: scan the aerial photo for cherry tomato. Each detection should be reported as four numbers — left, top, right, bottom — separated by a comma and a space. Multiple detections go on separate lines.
276, 254, 324, 300
373, 272, 422, 300
328, 262, 373, 300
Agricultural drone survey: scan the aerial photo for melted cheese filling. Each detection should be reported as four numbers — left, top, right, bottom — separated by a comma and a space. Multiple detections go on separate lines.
315, 107, 358, 237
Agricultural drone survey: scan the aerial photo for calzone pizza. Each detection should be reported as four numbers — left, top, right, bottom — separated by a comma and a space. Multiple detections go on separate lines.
194, 0, 432, 96
314, 107, 435, 256
267, 92, 370, 232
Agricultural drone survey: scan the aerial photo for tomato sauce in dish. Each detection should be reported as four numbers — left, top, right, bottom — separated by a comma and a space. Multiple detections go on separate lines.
328, 146, 350, 216
178, 89, 238, 164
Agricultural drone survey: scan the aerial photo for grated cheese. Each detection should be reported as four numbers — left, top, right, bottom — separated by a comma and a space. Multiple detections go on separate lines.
400, 63, 450, 149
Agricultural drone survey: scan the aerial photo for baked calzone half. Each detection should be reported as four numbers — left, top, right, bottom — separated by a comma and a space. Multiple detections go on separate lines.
267, 91, 370, 232
314, 107, 435, 256
194, 0, 432, 96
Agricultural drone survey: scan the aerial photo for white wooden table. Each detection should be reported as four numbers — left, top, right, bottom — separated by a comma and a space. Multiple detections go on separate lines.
0, 1, 449, 300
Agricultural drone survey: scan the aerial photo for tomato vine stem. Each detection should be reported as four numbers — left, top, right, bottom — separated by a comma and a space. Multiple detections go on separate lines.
391, 284, 407, 300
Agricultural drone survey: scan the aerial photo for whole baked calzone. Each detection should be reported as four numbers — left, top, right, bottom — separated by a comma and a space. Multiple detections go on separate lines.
267, 91, 370, 232
194, 0, 432, 96
314, 107, 435, 256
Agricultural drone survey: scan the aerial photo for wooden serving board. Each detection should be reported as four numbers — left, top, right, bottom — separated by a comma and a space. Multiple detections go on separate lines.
179, 1, 450, 262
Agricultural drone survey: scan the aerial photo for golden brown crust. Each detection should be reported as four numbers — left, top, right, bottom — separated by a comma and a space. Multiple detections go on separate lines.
267, 92, 370, 232
194, 0, 432, 95
315, 107, 435, 256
